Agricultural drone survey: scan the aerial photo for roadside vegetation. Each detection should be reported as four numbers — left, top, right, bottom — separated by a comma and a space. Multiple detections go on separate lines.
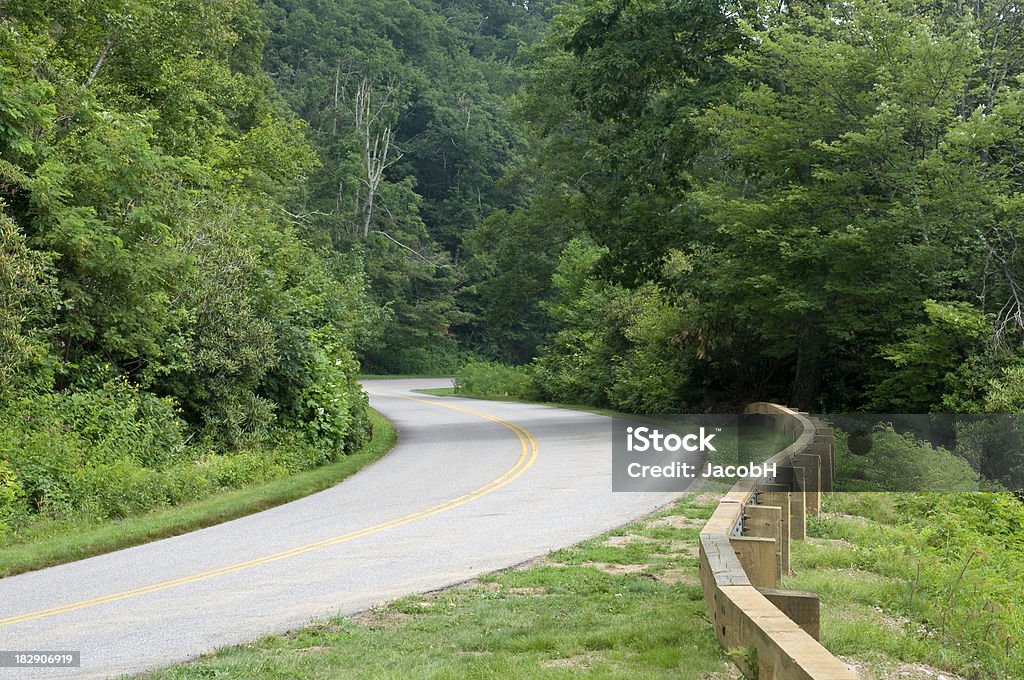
778, 431, 1024, 679
0, 409, 394, 577
789, 491, 1024, 679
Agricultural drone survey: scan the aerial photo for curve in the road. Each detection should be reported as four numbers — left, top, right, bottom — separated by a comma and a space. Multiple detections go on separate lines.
0, 396, 537, 630
0, 379, 682, 679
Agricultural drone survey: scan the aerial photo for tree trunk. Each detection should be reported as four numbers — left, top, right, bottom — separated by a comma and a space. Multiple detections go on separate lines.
791, 322, 824, 410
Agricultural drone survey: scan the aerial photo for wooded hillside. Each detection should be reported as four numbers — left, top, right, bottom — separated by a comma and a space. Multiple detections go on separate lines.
4, 0, 1024, 534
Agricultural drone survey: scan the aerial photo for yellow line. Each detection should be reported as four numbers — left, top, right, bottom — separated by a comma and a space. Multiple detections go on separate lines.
0, 395, 539, 628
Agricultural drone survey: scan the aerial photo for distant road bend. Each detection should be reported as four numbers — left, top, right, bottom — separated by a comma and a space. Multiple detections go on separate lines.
0, 379, 681, 679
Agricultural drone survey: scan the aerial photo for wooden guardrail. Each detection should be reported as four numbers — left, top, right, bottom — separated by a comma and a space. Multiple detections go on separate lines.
699, 403, 858, 680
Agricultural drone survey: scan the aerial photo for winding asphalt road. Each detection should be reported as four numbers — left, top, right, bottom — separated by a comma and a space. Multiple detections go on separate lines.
0, 379, 681, 678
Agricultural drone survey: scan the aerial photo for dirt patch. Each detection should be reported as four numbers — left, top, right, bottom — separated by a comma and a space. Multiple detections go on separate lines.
293, 645, 332, 655
871, 606, 913, 634
649, 514, 706, 530
601, 533, 652, 547
662, 540, 699, 559
687, 491, 723, 508
654, 568, 699, 585
579, 561, 651, 576
840, 656, 967, 680
349, 608, 414, 629
540, 652, 602, 669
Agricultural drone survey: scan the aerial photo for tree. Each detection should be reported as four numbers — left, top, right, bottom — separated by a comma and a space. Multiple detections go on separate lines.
352, 78, 403, 238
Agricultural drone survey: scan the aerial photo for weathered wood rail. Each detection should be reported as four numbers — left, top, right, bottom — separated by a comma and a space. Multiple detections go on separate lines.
699, 403, 858, 679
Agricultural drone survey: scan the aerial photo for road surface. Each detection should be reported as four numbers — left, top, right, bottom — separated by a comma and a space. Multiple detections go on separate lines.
0, 379, 681, 678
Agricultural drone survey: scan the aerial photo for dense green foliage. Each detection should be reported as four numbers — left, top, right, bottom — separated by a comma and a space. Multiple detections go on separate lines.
488, 0, 1024, 418
453, 360, 535, 399
258, 0, 552, 372
0, 0, 371, 538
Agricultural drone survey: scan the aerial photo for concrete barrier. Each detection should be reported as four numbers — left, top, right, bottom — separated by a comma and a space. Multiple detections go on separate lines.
698, 403, 858, 679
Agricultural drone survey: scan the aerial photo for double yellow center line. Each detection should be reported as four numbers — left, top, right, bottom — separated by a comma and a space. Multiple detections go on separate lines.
0, 395, 539, 628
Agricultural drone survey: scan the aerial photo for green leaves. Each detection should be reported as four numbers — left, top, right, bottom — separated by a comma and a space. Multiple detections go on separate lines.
0, 0, 376, 533
502, 0, 1024, 413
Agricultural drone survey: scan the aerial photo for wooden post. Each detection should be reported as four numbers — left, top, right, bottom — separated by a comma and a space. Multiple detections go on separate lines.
776, 466, 806, 540
794, 453, 821, 516
729, 536, 778, 589
810, 425, 835, 493
757, 588, 821, 640
760, 490, 791, 574
744, 505, 783, 578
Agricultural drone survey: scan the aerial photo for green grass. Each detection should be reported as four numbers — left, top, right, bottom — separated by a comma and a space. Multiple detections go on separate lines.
140, 493, 741, 680
411, 387, 456, 397
785, 492, 1021, 679
0, 409, 397, 578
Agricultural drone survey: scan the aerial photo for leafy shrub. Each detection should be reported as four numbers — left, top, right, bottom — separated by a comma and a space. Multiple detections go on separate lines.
0, 211, 59, 401
454, 361, 536, 400
834, 425, 981, 492
294, 342, 366, 455
0, 461, 26, 538
69, 459, 171, 520
363, 342, 481, 376
530, 240, 617, 407
201, 452, 289, 490
0, 413, 85, 518
0, 379, 274, 525
161, 464, 215, 505
606, 284, 695, 414
202, 390, 278, 452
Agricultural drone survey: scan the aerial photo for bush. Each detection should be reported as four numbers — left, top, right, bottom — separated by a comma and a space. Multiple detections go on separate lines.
834, 425, 981, 492
69, 459, 171, 520
0, 360, 371, 536
293, 343, 367, 456
3, 377, 187, 469
0, 461, 26, 538
454, 361, 536, 400
363, 342, 482, 376
162, 464, 215, 505
201, 452, 289, 490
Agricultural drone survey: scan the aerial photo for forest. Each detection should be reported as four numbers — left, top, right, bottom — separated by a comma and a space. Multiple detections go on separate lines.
2, 0, 1024, 535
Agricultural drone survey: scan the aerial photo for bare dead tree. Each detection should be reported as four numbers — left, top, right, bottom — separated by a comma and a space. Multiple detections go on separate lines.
351, 78, 403, 237
85, 39, 114, 90
984, 228, 1024, 349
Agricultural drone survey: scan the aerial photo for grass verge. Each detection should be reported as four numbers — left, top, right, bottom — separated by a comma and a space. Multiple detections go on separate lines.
785, 492, 1021, 679
410, 387, 457, 397
0, 408, 396, 578
140, 492, 741, 680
